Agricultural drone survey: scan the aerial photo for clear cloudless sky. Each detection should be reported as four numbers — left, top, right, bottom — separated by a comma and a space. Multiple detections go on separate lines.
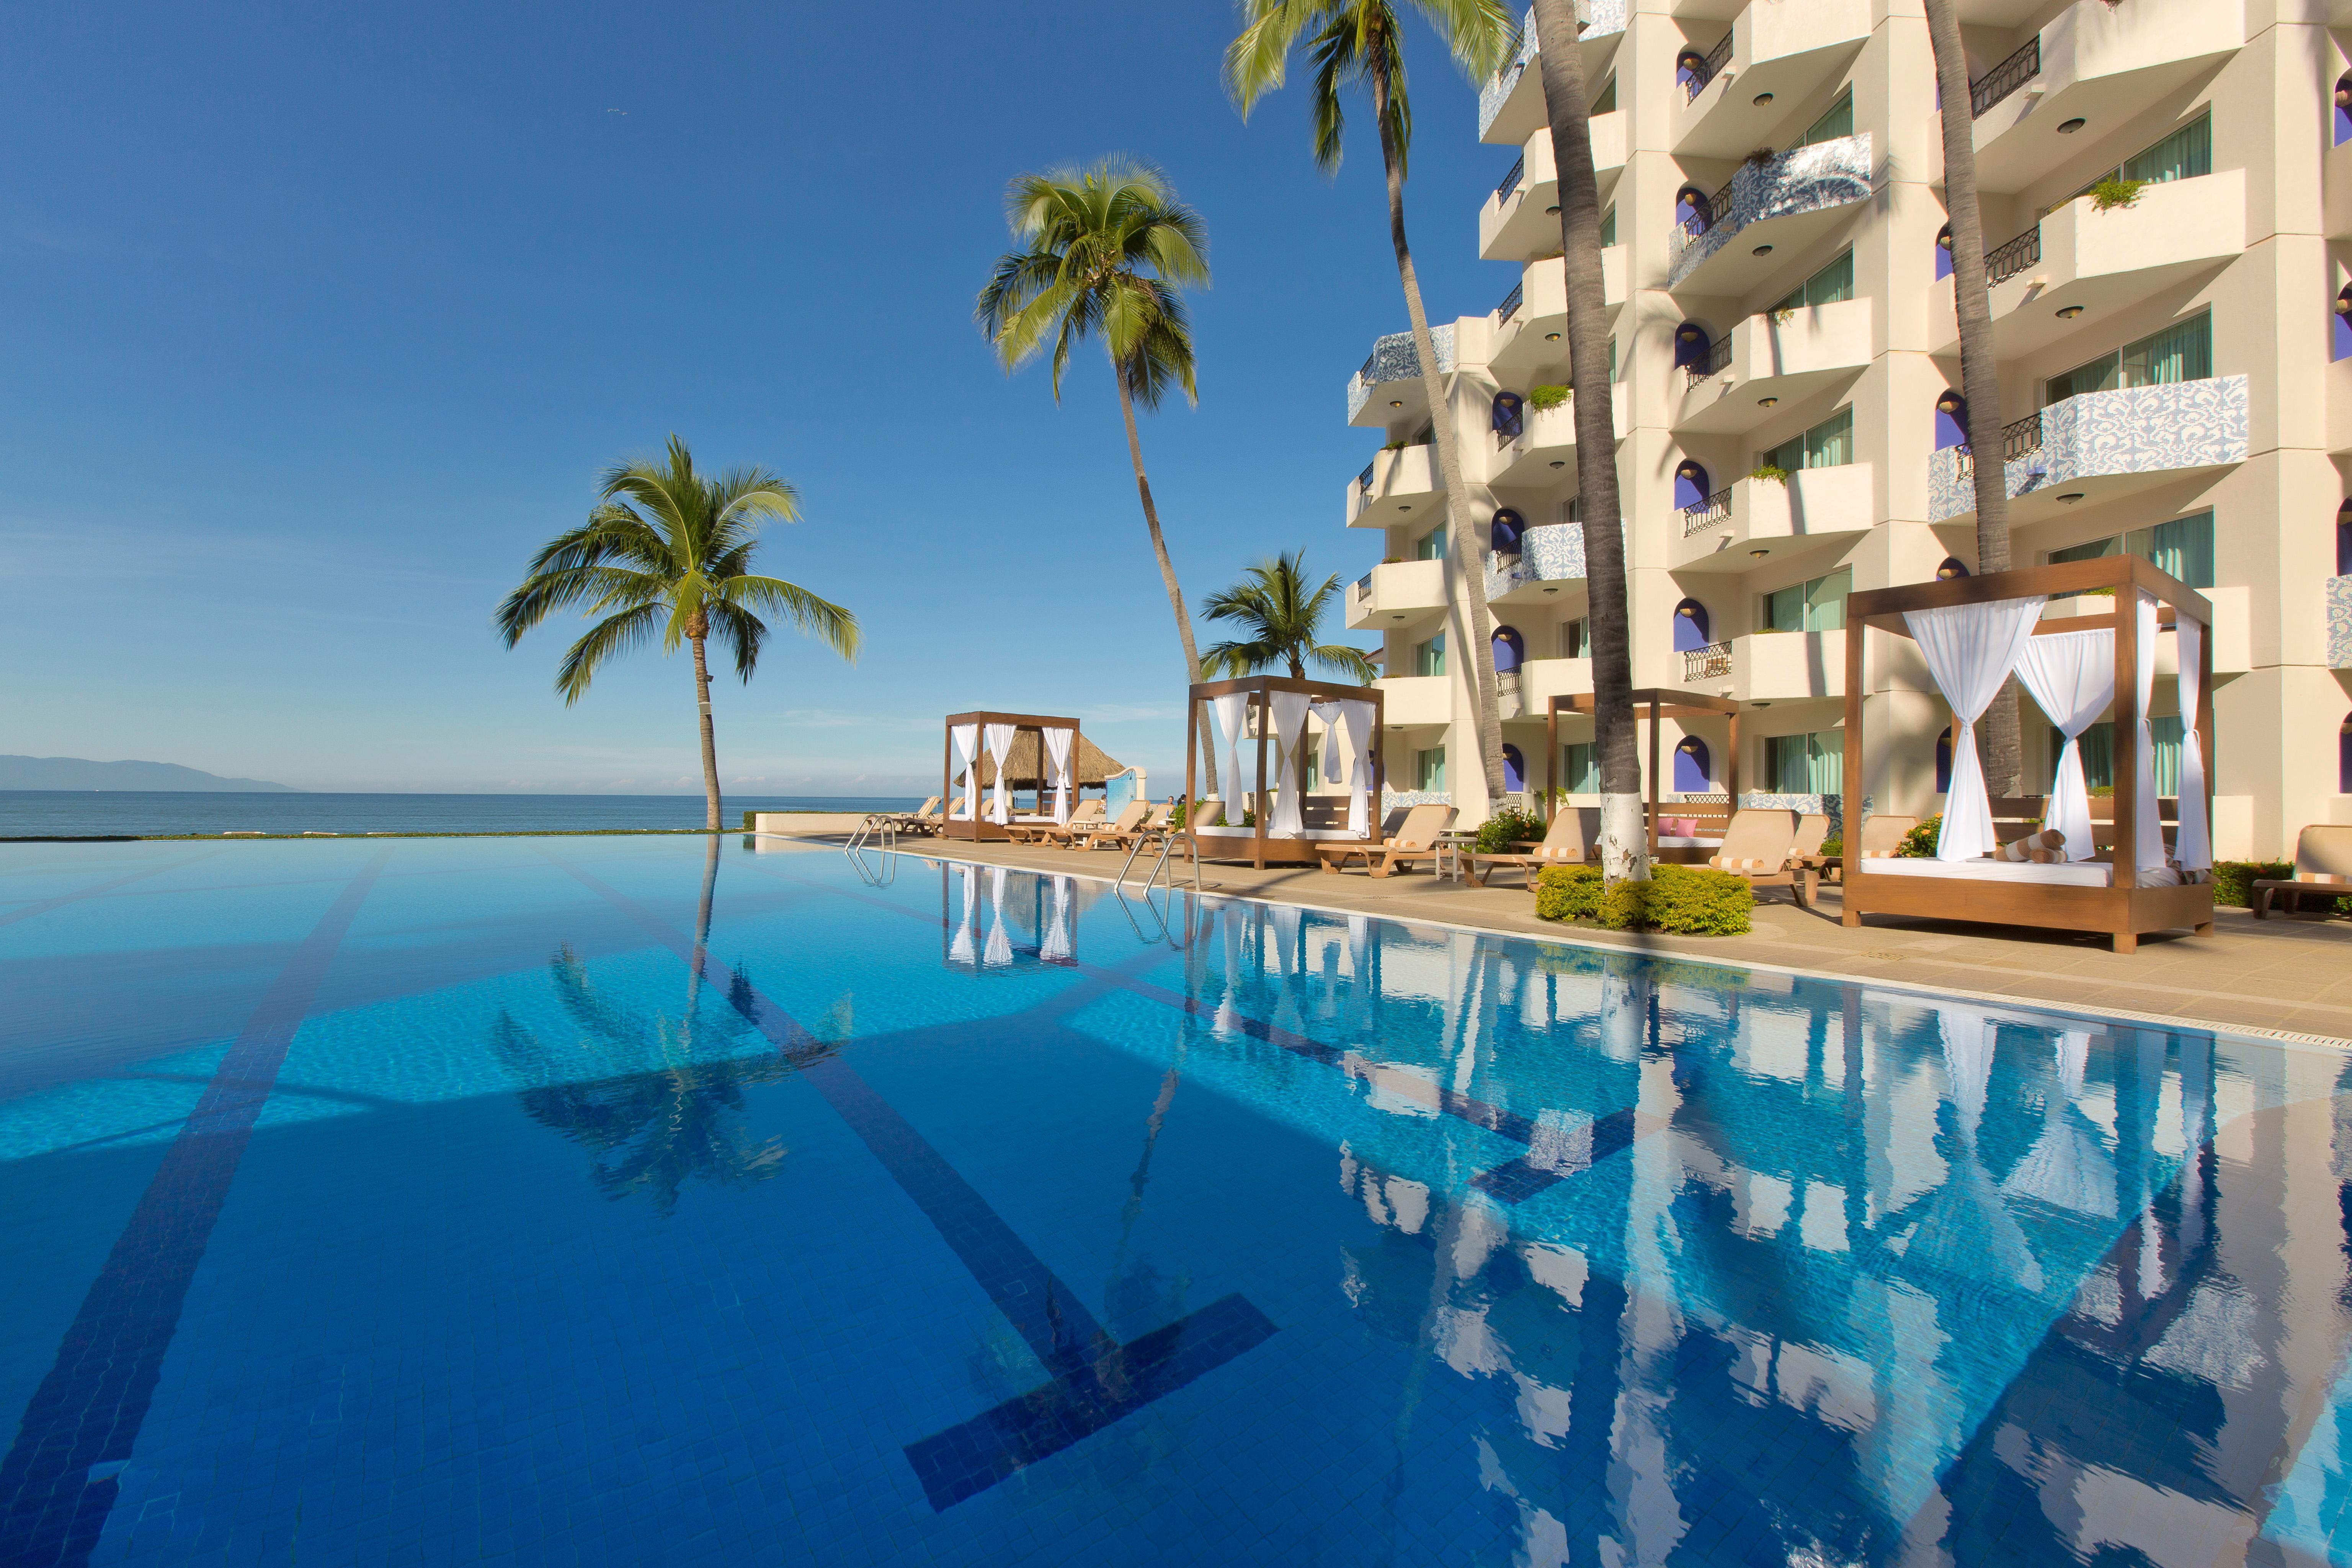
0, 2, 1518, 795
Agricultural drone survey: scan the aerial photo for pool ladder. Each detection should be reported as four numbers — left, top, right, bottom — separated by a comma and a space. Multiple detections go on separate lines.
844, 813, 898, 854
1118, 825, 1203, 899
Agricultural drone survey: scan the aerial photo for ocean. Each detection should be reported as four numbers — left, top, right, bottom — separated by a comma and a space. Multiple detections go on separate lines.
0, 791, 921, 839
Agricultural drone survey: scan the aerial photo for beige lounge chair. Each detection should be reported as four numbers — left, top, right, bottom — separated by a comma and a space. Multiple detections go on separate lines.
1088, 801, 1171, 851
1792, 813, 1830, 865
1705, 809, 1810, 905
1467, 807, 1596, 887
1074, 801, 1151, 850
2253, 825, 2352, 918
1851, 814, 1919, 866
892, 796, 944, 836
1317, 804, 1457, 878
1013, 799, 1105, 846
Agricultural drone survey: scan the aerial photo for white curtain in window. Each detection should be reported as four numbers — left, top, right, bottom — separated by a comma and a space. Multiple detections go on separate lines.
1268, 691, 1310, 834
950, 724, 980, 822
984, 865, 1013, 967
2173, 614, 2210, 871
983, 723, 1018, 825
1903, 596, 2048, 859
1312, 700, 1374, 838
1042, 726, 1075, 824
1211, 694, 1252, 815
2013, 628, 2114, 862
949, 864, 976, 965
1040, 874, 1073, 963
2131, 595, 2166, 874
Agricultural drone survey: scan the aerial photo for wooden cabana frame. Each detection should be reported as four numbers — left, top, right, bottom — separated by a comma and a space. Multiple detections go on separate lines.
1182, 676, 1385, 870
939, 711, 1082, 843
1547, 689, 1742, 862
1841, 556, 2214, 953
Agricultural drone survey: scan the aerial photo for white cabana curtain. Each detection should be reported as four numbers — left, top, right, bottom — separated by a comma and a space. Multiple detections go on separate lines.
984, 865, 1013, 967
1903, 596, 2048, 860
2131, 596, 2166, 874
983, 723, 1017, 825
1042, 726, 1075, 824
1311, 699, 1373, 838
949, 864, 977, 964
2174, 614, 2211, 871
1040, 875, 1073, 962
1211, 694, 1251, 815
1268, 691, 1310, 835
2013, 628, 2114, 862
950, 724, 980, 822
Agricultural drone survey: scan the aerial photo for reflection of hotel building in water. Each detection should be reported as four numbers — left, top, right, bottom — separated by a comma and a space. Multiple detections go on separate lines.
1348, 0, 2352, 852
1191, 897, 2352, 1565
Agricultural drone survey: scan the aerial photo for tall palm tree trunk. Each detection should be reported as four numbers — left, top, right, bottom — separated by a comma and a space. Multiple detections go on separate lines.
1116, 364, 1222, 797
689, 626, 722, 831
1926, 0, 2022, 794
1369, 57, 1506, 818
1529, 0, 1646, 880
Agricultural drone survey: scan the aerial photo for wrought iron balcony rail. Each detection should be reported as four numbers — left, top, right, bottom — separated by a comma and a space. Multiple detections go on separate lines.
1358, 459, 1377, 493
1354, 572, 1374, 598
1494, 156, 1526, 205
1970, 36, 2039, 118
1950, 410, 2046, 478
1686, 31, 1734, 101
1984, 224, 2040, 286
1687, 333, 1734, 383
1680, 488, 1733, 536
1495, 281, 1526, 325
1684, 176, 1737, 239
1684, 640, 1734, 682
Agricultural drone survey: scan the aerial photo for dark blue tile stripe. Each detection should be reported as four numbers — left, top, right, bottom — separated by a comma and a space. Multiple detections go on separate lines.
0, 849, 389, 1568
0, 851, 222, 930
541, 852, 1279, 1510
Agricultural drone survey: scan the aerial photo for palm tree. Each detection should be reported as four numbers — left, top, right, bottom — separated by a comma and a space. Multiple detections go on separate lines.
495, 436, 859, 831
1226, 0, 1516, 819
1925, 0, 2022, 791
1524, 0, 1645, 880
975, 159, 1222, 792
1200, 550, 1380, 681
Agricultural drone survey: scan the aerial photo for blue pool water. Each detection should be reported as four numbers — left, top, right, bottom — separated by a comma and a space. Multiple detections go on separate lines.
3, 835, 2351, 1567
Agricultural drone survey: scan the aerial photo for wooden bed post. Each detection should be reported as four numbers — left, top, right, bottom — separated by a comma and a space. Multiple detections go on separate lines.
2112, 582, 2141, 953
2195, 608, 2215, 937
1842, 619, 1865, 926
1253, 686, 1270, 871
1544, 698, 1559, 823
942, 722, 953, 835
1726, 707, 1741, 812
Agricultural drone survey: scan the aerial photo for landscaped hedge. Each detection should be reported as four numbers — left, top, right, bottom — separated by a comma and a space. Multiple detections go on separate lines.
1536, 864, 1753, 935
2209, 860, 2351, 913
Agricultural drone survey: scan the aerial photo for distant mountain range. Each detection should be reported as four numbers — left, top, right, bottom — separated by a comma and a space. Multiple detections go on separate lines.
0, 756, 301, 792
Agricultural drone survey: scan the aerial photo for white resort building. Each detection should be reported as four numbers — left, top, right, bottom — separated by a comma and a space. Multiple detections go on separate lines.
1346, 0, 2352, 856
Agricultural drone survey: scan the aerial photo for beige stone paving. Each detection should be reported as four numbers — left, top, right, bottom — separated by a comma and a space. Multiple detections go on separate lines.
774, 828, 2352, 1043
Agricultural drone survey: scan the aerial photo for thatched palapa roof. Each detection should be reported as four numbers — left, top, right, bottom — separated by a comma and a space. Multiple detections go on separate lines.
970, 730, 1127, 788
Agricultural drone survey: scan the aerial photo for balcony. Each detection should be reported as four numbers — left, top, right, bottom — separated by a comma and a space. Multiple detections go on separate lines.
1480, 116, 1625, 263
1671, 0, 1870, 160
1346, 324, 1456, 426
1485, 523, 1587, 606
1347, 443, 1442, 529
1968, 0, 2243, 194
1480, 0, 1629, 146
1728, 630, 1846, 702
1490, 397, 1630, 487
2329, 577, 2352, 670
1490, 248, 1628, 377
1519, 655, 1593, 710
1682, 640, 1735, 684
1927, 173, 2243, 360
1669, 463, 1875, 573
1375, 675, 1453, 727
1927, 376, 2249, 525
1666, 134, 1873, 293
1346, 558, 1449, 632
1671, 296, 1871, 436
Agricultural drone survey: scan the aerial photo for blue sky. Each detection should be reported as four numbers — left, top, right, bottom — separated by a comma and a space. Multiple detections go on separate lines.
0, 2, 1513, 795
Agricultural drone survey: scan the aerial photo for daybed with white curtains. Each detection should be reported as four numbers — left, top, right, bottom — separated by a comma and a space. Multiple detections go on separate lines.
938, 710, 1083, 843
1180, 676, 1385, 869
1840, 558, 2213, 953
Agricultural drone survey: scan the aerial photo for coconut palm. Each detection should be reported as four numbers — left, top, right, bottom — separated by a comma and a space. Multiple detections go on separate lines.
1200, 550, 1380, 681
1524, 0, 1645, 880
1925, 0, 2022, 791
495, 436, 859, 831
975, 159, 1223, 792
1225, 0, 1516, 817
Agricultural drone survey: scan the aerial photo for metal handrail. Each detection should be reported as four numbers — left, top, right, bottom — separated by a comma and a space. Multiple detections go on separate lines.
1985, 224, 2040, 286
1950, 410, 2046, 479
1495, 281, 1526, 324
1687, 333, 1734, 383
1970, 36, 2040, 118
1358, 459, 1376, 493
1494, 156, 1526, 205
1679, 488, 1733, 536
1686, 30, 1734, 100
1357, 350, 1379, 386
1354, 571, 1375, 597
1683, 640, 1734, 681
1683, 176, 1736, 239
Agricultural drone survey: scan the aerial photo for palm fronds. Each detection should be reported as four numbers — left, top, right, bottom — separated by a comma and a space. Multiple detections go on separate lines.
1200, 550, 1378, 682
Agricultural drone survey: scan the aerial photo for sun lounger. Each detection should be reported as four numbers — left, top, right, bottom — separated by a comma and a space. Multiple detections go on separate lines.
2253, 826, 2352, 918
891, 796, 943, 836
1086, 801, 1171, 851
1467, 807, 1596, 887
1071, 801, 1150, 850
1316, 804, 1457, 879
1010, 799, 1105, 845
1705, 809, 1810, 906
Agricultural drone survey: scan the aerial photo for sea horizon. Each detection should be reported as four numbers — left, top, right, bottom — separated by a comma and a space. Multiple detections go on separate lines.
0, 789, 922, 839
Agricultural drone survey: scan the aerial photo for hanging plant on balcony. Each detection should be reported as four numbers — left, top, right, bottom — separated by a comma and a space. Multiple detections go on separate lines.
1746, 463, 1791, 485
2088, 176, 2145, 212
1527, 384, 1571, 411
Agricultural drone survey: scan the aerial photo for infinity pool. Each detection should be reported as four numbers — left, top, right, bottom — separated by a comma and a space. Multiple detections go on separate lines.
2, 834, 2349, 1567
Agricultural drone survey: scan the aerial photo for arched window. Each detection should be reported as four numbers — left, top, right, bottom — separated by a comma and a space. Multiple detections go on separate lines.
1502, 743, 1526, 794
1674, 736, 1712, 793
1936, 556, 1971, 580
2334, 285, 2352, 363
2337, 72, 2352, 146
1934, 390, 1968, 451
1674, 320, 1714, 371
1672, 597, 1712, 652
1675, 184, 1713, 238
1492, 390, 1526, 439
1936, 725, 1954, 794
1935, 222, 1953, 282
2339, 498, 2352, 573
1490, 508, 1526, 555
1673, 459, 1712, 511
1492, 625, 1525, 673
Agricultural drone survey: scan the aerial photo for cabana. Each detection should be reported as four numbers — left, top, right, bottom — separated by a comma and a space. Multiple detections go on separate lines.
1546, 690, 1742, 864
1181, 676, 1384, 869
1841, 557, 2213, 953
939, 712, 1120, 842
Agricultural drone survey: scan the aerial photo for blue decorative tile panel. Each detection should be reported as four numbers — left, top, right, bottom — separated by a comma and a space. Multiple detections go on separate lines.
1378, 789, 1453, 810
1485, 523, 1586, 601
1478, 3, 1626, 139
1346, 325, 1458, 421
2329, 574, 2352, 669
1738, 792, 1842, 835
1928, 376, 2250, 521
1668, 135, 1873, 289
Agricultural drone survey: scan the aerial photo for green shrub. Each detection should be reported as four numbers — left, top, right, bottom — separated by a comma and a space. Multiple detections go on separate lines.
1535, 864, 1605, 922
1476, 808, 1548, 853
2088, 176, 2144, 211
1896, 816, 1942, 858
1747, 464, 1790, 485
1527, 384, 1571, 412
1817, 836, 1842, 858
1536, 864, 1752, 935
2209, 861, 2288, 908
1168, 798, 1189, 831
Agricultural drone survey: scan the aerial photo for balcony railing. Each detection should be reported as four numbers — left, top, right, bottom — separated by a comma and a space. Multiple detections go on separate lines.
1495, 281, 1526, 325
1680, 488, 1733, 536
1684, 640, 1734, 681
1494, 156, 1526, 205
1358, 459, 1376, 493
1686, 31, 1734, 101
1950, 410, 2047, 478
1971, 36, 2040, 118
1687, 334, 1734, 384
1985, 224, 2041, 286
1354, 572, 1374, 598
